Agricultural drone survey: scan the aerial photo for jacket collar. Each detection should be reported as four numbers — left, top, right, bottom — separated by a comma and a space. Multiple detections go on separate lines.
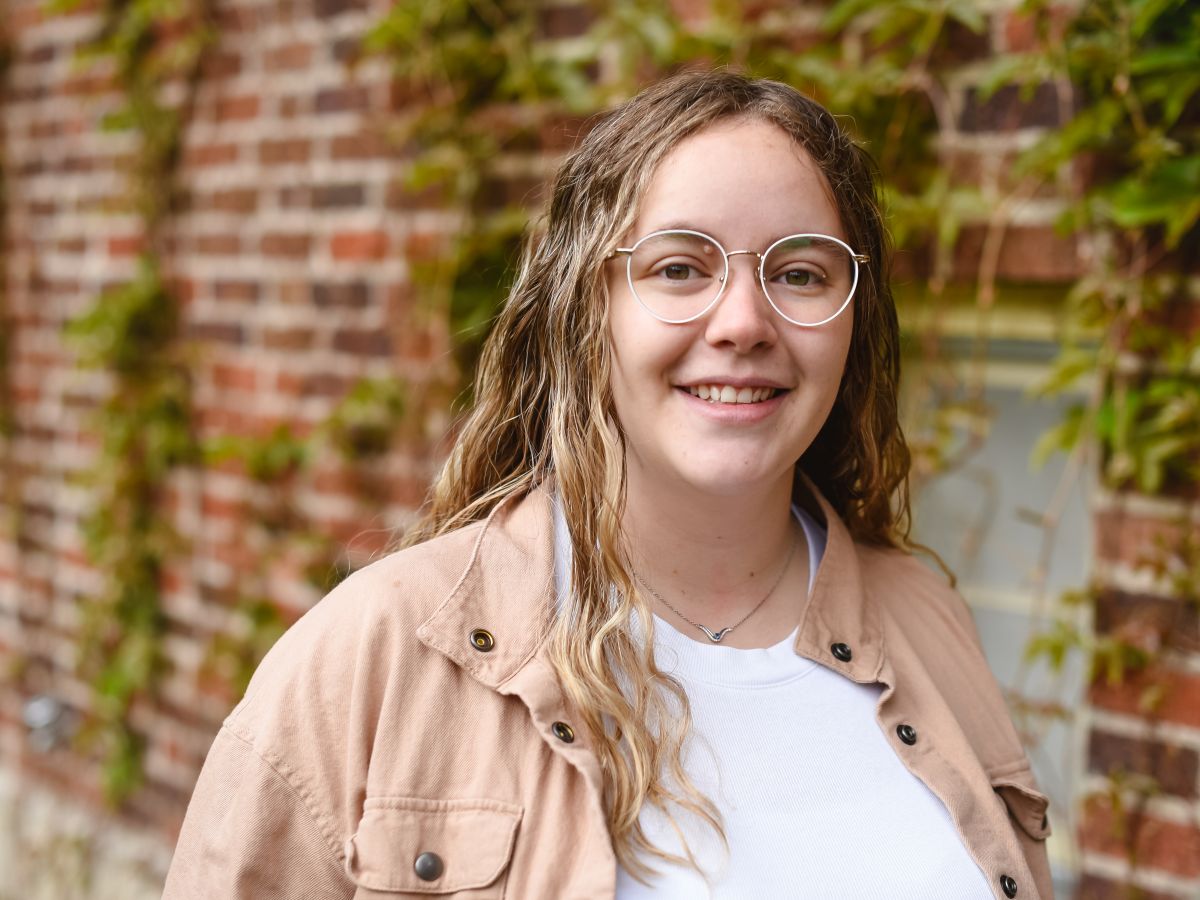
417, 472, 885, 687
791, 470, 885, 683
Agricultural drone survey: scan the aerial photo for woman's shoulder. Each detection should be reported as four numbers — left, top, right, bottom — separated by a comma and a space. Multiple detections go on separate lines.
285, 517, 491, 645
854, 540, 982, 648
224, 517, 494, 732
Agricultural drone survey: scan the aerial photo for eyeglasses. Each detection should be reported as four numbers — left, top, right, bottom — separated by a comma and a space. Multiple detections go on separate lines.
607, 229, 869, 327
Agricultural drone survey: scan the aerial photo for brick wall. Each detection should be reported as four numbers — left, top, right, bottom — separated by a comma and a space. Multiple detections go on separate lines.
0, 0, 467, 859
0, 0, 1196, 896
1080, 491, 1200, 898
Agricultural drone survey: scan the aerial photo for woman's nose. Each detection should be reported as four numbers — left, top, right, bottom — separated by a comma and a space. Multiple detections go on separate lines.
703, 255, 778, 351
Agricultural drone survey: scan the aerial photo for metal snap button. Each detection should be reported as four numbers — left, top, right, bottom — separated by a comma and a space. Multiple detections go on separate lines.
469, 628, 495, 652
896, 723, 918, 745
414, 851, 444, 881
552, 721, 575, 743
1000, 873, 1017, 897
830, 642, 852, 662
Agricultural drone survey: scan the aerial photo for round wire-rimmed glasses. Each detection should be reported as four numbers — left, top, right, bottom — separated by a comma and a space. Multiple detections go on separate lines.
607, 229, 870, 327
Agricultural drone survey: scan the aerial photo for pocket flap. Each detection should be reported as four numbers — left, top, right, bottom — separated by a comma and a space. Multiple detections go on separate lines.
991, 770, 1052, 841
346, 797, 522, 893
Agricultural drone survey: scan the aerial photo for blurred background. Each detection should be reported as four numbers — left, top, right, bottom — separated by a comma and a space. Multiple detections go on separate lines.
0, 0, 1197, 896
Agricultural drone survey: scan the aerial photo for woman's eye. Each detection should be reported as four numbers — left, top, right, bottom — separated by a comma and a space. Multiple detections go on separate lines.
661, 263, 695, 280
781, 268, 822, 286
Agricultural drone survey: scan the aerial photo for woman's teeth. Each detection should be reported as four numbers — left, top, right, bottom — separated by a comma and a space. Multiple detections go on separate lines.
686, 385, 778, 404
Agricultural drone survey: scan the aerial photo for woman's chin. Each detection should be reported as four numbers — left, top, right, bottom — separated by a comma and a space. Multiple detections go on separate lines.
669, 463, 793, 501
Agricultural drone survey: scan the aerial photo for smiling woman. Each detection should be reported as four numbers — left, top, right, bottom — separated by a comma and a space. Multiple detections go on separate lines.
163, 70, 1054, 900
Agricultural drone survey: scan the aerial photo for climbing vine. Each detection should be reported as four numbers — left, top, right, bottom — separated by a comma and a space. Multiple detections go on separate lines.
50, 0, 216, 801
200, 377, 408, 700
1007, 0, 1200, 883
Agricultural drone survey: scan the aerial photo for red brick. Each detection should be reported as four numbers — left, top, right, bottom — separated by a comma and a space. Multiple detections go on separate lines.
200, 493, 241, 520
213, 280, 260, 303
403, 231, 447, 263
331, 230, 389, 261
187, 321, 245, 345
314, 0, 367, 19
315, 86, 369, 114
195, 234, 240, 255
333, 328, 391, 356
279, 96, 302, 118
200, 51, 241, 80
265, 42, 313, 70
954, 224, 1081, 282
1088, 730, 1199, 798
303, 373, 352, 396
11, 3, 45, 27
478, 175, 545, 208
959, 82, 1066, 132
215, 94, 260, 121
108, 235, 144, 256
312, 281, 370, 309
1095, 590, 1200, 655
261, 233, 312, 258
538, 114, 591, 152
1074, 874, 1178, 900
312, 465, 356, 493
212, 363, 258, 391
331, 36, 361, 65
385, 180, 444, 211
538, 4, 593, 38
278, 186, 311, 208
60, 71, 115, 96
932, 18, 992, 66
263, 327, 314, 350
275, 371, 306, 394
313, 183, 365, 209
185, 142, 239, 167
1080, 794, 1200, 878
1094, 510, 1190, 570
29, 118, 63, 139
214, 4, 258, 32
331, 132, 392, 162
1089, 665, 1200, 730
1003, 5, 1073, 53
259, 138, 311, 165
208, 188, 258, 214
170, 277, 197, 304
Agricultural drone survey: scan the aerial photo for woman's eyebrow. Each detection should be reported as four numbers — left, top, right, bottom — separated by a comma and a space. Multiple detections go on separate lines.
643, 220, 707, 234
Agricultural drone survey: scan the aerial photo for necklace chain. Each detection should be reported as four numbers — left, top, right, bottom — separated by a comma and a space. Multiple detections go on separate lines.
632, 534, 798, 643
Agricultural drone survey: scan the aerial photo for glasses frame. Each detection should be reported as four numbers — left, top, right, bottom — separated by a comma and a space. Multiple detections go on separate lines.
607, 229, 870, 328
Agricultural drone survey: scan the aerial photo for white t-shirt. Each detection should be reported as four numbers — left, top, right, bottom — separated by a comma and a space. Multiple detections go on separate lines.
552, 498, 993, 898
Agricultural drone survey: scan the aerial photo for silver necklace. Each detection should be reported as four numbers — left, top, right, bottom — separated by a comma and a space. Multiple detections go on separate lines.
633, 535, 798, 643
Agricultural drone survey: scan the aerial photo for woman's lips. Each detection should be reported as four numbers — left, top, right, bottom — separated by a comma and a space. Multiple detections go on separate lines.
674, 385, 789, 422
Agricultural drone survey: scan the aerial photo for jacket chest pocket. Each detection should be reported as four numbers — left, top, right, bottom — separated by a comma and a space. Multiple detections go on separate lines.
345, 797, 523, 898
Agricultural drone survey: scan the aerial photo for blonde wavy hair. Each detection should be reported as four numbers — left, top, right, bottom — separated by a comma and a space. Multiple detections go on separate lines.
404, 68, 941, 880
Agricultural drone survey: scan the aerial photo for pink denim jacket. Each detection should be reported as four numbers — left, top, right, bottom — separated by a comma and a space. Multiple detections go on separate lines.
163, 476, 1053, 899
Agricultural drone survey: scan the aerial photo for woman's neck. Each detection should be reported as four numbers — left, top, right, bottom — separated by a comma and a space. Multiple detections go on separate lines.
620, 466, 809, 648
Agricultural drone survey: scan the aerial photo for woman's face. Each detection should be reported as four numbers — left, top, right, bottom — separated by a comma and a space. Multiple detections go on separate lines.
606, 118, 855, 500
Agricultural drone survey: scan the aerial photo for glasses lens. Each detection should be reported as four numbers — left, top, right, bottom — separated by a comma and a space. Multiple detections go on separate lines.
762, 236, 856, 326
627, 231, 724, 322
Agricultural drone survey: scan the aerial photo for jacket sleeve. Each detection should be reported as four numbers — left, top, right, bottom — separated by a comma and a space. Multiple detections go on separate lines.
162, 725, 354, 899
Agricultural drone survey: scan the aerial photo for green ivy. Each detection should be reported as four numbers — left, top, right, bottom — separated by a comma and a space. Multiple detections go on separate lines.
199, 378, 408, 700
48, 0, 215, 801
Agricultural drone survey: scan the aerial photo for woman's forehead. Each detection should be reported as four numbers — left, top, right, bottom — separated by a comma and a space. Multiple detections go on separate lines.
628, 119, 843, 244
